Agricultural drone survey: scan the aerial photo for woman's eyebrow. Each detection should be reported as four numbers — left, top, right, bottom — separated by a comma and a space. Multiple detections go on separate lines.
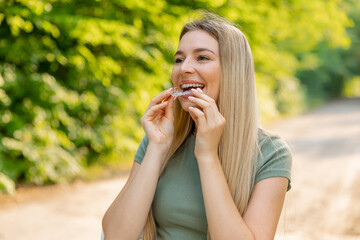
174, 48, 216, 57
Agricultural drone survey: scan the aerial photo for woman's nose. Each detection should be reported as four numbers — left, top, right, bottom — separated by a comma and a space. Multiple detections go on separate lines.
180, 58, 195, 74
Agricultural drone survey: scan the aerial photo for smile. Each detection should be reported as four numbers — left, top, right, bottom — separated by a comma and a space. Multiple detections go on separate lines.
180, 83, 205, 91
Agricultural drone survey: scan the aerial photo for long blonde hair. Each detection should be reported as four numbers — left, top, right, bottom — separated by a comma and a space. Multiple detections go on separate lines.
144, 13, 259, 240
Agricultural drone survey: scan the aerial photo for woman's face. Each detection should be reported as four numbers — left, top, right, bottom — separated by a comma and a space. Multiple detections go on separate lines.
171, 30, 221, 112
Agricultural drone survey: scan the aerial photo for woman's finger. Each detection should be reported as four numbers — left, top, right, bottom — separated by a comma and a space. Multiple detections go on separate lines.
188, 96, 216, 120
188, 107, 198, 126
191, 88, 216, 103
188, 106, 207, 127
165, 95, 175, 121
145, 101, 169, 118
148, 88, 173, 108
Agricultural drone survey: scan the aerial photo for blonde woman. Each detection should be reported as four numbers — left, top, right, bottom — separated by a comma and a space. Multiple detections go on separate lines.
102, 13, 292, 240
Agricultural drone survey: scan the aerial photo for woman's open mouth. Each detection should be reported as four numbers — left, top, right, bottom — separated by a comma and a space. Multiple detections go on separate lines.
171, 83, 205, 98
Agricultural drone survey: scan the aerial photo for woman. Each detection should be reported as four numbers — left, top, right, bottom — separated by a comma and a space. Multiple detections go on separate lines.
102, 13, 292, 240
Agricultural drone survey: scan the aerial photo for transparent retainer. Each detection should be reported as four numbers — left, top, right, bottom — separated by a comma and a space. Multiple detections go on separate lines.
171, 88, 192, 97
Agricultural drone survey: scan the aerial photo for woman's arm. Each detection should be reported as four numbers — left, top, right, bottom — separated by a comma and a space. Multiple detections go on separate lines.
243, 177, 288, 239
197, 156, 288, 239
102, 145, 166, 240
102, 89, 175, 240
188, 88, 288, 239
197, 154, 254, 239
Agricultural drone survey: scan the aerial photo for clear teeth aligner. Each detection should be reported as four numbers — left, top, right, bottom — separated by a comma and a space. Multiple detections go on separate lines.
171, 90, 192, 97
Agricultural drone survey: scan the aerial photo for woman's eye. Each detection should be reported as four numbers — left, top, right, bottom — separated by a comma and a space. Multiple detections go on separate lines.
175, 58, 183, 63
198, 56, 210, 61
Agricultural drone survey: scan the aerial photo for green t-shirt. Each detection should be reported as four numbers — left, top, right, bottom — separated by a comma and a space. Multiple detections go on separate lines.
134, 130, 292, 240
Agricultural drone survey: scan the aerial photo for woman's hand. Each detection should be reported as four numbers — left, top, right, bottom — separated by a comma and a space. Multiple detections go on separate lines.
188, 88, 225, 160
140, 88, 175, 153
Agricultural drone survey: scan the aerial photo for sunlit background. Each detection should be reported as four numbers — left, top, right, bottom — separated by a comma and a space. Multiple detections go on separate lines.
0, 0, 359, 239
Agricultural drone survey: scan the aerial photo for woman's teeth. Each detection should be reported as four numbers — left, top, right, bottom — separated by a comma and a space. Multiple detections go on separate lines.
181, 83, 205, 89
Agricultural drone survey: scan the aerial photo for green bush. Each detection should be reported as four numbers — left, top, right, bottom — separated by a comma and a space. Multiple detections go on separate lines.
0, 0, 356, 193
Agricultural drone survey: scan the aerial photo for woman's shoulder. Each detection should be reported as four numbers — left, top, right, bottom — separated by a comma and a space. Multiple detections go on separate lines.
255, 128, 292, 189
257, 128, 290, 152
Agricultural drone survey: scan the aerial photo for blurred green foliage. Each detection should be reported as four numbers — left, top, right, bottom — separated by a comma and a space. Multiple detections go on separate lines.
296, 0, 360, 106
0, 0, 359, 193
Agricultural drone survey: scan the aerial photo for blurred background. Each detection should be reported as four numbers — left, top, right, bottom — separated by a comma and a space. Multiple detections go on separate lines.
0, 0, 359, 239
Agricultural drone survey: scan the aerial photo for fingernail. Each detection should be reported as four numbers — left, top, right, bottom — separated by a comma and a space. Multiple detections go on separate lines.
191, 88, 197, 92
188, 96, 194, 100
197, 88, 202, 92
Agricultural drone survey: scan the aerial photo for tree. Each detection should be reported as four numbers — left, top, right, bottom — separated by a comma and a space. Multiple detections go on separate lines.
0, 0, 354, 193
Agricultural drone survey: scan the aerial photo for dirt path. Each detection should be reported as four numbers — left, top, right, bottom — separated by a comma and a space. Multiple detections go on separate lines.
273, 97, 360, 240
0, 98, 359, 240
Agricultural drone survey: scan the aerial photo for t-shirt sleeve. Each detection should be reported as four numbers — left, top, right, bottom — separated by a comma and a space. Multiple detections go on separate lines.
134, 135, 149, 164
255, 134, 292, 191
